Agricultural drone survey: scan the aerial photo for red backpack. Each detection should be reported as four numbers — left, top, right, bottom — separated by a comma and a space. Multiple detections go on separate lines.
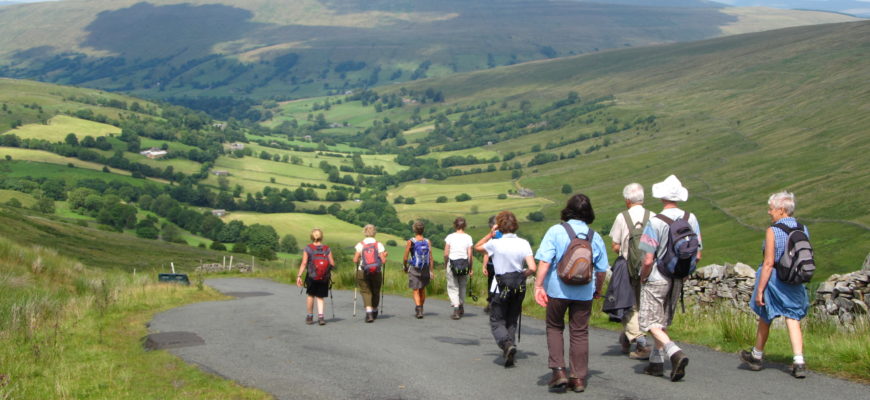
360, 241, 382, 274
305, 244, 332, 281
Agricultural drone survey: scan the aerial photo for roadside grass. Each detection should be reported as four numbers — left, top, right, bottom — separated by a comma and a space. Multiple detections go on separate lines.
0, 234, 271, 399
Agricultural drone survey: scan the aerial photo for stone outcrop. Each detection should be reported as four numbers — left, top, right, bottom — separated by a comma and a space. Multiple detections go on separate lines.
814, 269, 870, 326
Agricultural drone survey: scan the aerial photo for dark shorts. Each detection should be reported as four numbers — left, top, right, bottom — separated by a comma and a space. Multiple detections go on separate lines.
305, 277, 330, 298
408, 266, 430, 289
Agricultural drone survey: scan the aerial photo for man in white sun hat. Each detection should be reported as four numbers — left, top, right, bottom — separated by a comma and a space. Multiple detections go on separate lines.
637, 175, 702, 382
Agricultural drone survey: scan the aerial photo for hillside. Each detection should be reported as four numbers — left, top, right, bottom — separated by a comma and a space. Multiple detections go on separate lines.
264, 21, 870, 276
0, 0, 858, 103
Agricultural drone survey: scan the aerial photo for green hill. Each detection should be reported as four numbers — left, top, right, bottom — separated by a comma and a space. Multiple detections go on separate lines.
0, 0, 858, 102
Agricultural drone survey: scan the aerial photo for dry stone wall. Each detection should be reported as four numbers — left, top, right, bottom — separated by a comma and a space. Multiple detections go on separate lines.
195, 262, 252, 273
814, 260, 870, 326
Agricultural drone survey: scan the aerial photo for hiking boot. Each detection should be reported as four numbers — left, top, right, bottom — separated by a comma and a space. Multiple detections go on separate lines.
365, 312, 374, 323
451, 307, 461, 320
567, 377, 586, 393
619, 333, 631, 354
372, 311, 378, 320
791, 363, 807, 379
669, 351, 689, 382
739, 349, 763, 371
415, 306, 424, 319
459, 304, 465, 316
644, 363, 664, 377
318, 316, 326, 326
503, 342, 517, 368
630, 342, 651, 360
305, 315, 314, 325
547, 368, 568, 393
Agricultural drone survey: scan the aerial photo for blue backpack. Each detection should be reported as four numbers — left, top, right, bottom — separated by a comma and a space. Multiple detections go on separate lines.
409, 238, 430, 269
654, 212, 700, 279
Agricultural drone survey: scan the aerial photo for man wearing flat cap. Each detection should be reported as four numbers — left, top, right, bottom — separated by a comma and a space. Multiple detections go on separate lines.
637, 175, 702, 382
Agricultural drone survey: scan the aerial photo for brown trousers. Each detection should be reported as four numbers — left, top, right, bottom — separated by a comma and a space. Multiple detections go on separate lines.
546, 297, 592, 379
356, 269, 382, 309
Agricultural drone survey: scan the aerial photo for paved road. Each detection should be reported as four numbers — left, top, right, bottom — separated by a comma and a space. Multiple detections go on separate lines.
149, 278, 868, 399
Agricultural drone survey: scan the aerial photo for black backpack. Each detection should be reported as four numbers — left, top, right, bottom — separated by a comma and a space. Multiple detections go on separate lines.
654, 212, 699, 279
772, 223, 815, 285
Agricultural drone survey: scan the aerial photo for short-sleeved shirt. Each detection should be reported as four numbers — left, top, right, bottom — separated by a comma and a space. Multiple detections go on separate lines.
638, 207, 702, 282
535, 220, 610, 301
355, 237, 386, 270
482, 233, 532, 275
609, 205, 655, 259
444, 232, 473, 260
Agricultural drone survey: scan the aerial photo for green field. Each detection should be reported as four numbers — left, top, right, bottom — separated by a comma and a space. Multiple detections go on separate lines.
0, 189, 36, 207
5, 114, 120, 141
203, 154, 335, 194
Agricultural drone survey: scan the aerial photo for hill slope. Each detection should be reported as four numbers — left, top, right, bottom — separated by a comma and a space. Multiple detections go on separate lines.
0, 0, 858, 101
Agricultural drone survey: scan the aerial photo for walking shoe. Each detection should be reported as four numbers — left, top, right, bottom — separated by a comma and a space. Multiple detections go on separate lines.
547, 368, 568, 393
630, 342, 651, 360
791, 363, 807, 379
669, 351, 689, 382
644, 363, 664, 377
739, 349, 763, 371
459, 304, 465, 316
372, 310, 378, 320
415, 305, 424, 319
567, 377, 586, 393
365, 312, 374, 323
451, 307, 461, 320
318, 316, 326, 326
619, 333, 630, 354
503, 342, 517, 368
305, 315, 314, 325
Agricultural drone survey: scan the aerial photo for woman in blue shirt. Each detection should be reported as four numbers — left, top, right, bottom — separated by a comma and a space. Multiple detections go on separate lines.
534, 194, 609, 393
740, 191, 810, 378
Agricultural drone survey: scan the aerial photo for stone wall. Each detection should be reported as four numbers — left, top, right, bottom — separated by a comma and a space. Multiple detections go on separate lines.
683, 263, 757, 311
195, 262, 252, 273
814, 265, 870, 326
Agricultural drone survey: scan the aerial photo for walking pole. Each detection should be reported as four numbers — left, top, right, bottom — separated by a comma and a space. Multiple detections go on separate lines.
329, 281, 335, 319
353, 287, 358, 318
379, 263, 385, 315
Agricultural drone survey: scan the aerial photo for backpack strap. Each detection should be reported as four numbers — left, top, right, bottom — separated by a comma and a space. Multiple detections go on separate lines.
682, 211, 690, 221
561, 222, 578, 239
772, 222, 796, 234
654, 214, 674, 225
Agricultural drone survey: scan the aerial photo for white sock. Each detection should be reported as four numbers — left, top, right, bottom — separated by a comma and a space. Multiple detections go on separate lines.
752, 347, 763, 359
794, 355, 805, 364
366, 307, 373, 312
664, 341, 681, 358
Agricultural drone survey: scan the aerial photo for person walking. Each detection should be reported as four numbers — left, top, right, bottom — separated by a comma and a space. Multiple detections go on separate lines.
534, 194, 609, 393
638, 175, 702, 382
403, 220, 434, 319
609, 183, 654, 359
739, 191, 810, 378
353, 224, 387, 323
475, 211, 536, 368
296, 228, 336, 326
444, 217, 474, 320
482, 215, 502, 314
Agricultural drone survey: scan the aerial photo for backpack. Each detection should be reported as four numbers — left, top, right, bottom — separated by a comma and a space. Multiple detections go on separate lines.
654, 212, 700, 279
359, 241, 382, 274
622, 209, 651, 280
305, 244, 332, 281
556, 223, 596, 286
409, 238, 430, 269
772, 223, 815, 285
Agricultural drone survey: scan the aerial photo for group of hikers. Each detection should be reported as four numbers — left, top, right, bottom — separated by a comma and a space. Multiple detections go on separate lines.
295, 174, 813, 392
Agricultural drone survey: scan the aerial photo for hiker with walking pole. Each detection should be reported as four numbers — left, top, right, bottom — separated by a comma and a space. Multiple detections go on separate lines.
353, 224, 387, 323
444, 217, 474, 320
534, 194, 609, 393
296, 228, 336, 326
403, 220, 434, 319
474, 211, 536, 368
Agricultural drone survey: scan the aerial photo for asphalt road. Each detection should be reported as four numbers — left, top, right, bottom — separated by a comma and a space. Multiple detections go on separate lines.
149, 278, 868, 399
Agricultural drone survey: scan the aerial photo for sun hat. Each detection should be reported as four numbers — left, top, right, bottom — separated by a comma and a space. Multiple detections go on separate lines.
651, 175, 688, 202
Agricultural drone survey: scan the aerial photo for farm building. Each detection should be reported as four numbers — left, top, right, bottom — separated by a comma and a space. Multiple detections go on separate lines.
229, 143, 245, 150
212, 170, 229, 176
139, 148, 167, 159
211, 209, 227, 217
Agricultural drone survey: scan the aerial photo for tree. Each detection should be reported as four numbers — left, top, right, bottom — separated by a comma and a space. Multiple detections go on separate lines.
436, 196, 448, 203
242, 224, 279, 259
455, 193, 472, 202
161, 223, 185, 243
218, 220, 245, 243
231, 242, 248, 254
527, 211, 545, 222
64, 133, 79, 146
280, 234, 299, 254
210, 241, 227, 251
135, 216, 159, 239
561, 184, 573, 194
32, 197, 55, 214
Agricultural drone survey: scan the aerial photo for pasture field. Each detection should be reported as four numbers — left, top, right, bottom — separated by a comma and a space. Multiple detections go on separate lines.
1, 147, 127, 174
5, 114, 121, 141
245, 134, 366, 153
203, 155, 336, 194
127, 153, 202, 175
140, 138, 200, 153
0, 189, 36, 207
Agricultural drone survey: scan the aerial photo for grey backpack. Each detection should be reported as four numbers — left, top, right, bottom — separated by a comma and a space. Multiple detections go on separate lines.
622, 210, 651, 280
772, 223, 815, 285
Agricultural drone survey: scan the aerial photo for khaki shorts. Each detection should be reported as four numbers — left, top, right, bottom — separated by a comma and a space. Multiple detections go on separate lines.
639, 279, 679, 332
